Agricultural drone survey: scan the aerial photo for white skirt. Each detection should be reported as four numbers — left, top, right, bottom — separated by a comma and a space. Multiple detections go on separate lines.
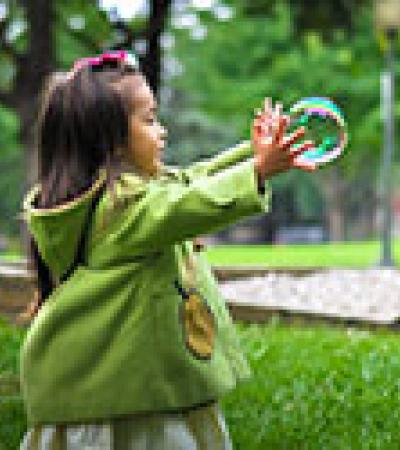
20, 402, 233, 450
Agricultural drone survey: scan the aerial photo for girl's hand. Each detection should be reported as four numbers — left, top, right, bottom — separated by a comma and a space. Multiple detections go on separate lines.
252, 98, 316, 180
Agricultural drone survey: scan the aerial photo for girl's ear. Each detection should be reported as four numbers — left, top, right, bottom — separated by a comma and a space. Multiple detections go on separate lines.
114, 145, 126, 162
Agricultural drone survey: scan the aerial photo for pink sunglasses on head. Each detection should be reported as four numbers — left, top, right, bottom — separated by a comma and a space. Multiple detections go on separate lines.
69, 50, 139, 75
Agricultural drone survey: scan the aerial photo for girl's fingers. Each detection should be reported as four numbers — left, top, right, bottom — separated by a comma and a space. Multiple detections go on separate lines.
252, 117, 265, 141
260, 135, 273, 146
263, 97, 272, 114
254, 106, 271, 136
274, 102, 283, 118
251, 122, 260, 143
282, 126, 306, 148
292, 159, 317, 171
271, 102, 281, 132
275, 114, 290, 146
290, 140, 316, 171
295, 164, 317, 172
254, 99, 287, 147
289, 140, 314, 158
255, 115, 274, 141
260, 98, 276, 126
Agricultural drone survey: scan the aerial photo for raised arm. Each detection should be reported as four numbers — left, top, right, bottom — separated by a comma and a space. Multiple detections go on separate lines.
90, 98, 316, 260
90, 156, 271, 259
188, 140, 254, 177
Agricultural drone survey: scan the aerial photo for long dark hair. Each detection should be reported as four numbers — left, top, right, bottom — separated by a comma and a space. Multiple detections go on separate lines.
21, 57, 144, 323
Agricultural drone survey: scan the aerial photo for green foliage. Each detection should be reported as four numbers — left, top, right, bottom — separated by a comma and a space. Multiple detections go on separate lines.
55, 0, 113, 68
0, 54, 15, 92
171, 1, 385, 170
4, 2, 28, 55
0, 0, 396, 238
0, 105, 23, 238
222, 319, 400, 448
170, 2, 295, 134
160, 90, 239, 167
0, 317, 27, 449
168, 0, 395, 228
270, 169, 324, 221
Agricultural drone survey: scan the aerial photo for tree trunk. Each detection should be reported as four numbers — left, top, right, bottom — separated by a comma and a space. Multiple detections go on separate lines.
106, 0, 172, 96
318, 166, 346, 241
142, 0, 172, 96
14, 0, 55, 253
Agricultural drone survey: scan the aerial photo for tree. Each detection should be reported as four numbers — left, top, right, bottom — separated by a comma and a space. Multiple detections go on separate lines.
168, 0, 388, 240
105, 0, 172, 95
229, 0, 368, 39
0, 0, 54, 181
0, 0, 173, 249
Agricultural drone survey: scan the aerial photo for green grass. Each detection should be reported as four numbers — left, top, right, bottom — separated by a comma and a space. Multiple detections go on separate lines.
0, 317, 27, 450
2, 239, 400, 268
0, 253, 24, 262
222, 319, 400, 449
3, 316, 400, 448
205, 240, 400, 268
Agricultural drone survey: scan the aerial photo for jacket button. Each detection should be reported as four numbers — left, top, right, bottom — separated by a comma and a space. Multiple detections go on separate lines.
193, 237, 206, 252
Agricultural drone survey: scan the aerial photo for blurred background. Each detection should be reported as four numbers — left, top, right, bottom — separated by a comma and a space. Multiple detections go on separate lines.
0, 0, 398, 253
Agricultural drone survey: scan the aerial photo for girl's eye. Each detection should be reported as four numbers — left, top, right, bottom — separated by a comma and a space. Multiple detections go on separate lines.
146, 117, 156, 125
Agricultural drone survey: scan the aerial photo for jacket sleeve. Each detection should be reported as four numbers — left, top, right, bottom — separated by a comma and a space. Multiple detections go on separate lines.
97, 142, 271, 254
182, 140, 254, 178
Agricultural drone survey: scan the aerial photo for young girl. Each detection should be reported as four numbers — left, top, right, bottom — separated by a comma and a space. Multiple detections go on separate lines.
19, 50, 314, 449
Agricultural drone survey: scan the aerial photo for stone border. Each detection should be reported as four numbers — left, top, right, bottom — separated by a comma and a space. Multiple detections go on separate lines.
2, 262, 400, 330
213, 265, 328, 281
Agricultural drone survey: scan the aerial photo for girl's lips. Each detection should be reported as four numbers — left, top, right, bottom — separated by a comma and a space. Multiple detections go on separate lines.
155, 150, 163, 160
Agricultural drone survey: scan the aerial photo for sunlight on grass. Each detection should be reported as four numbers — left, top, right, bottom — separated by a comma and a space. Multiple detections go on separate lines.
3, 240, 400, 268
0, 253, 24, 262
205, 240, 400, 268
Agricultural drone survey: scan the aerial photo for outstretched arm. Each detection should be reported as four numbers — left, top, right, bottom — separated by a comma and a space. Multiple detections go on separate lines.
90, 98, 316, 257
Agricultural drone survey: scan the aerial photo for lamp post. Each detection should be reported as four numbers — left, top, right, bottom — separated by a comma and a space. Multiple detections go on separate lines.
375, 0, 400, 267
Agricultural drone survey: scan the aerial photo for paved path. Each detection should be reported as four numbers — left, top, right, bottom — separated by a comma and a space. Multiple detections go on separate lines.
219, 268, 400, 326
2, 264, 400, 328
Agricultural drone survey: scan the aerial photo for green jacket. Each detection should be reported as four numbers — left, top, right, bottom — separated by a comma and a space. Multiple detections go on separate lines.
19, 141, 271, 427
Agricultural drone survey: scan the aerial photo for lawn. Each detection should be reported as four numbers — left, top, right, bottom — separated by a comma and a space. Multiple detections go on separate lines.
0, 317, 26, 450
222, 319, 400, 449
3, 240, 400, 268
0, 253, 24, 262
205, 240, 400, 268
2, 316, 400, 449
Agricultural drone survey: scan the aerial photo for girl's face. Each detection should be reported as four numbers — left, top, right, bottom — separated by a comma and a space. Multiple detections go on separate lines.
124, 76, 167, 177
